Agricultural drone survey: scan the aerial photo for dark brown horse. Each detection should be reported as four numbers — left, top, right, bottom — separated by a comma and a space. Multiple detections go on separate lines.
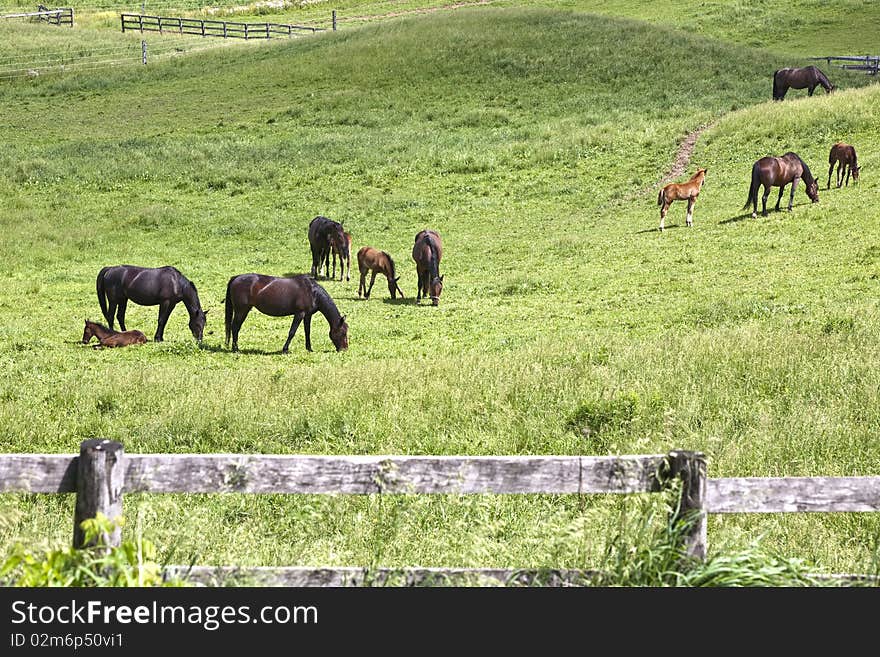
224, 273, 348, 353
827, 142, 860, 189
96, 265, 207, 342
773, 66, 834, 100
657, 168, 707, 231
82, 319, 147, 348
357, 246, 404, 299
412, 230, 443, 306
743, 152, 819, 218
308, 216, 346, 279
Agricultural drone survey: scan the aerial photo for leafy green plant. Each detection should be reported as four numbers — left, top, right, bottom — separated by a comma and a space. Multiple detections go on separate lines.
0, 514, 187, 587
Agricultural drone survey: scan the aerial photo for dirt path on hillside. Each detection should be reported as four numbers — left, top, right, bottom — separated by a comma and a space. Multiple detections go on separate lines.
622, 122, 713, 205
657, 123, 710, 187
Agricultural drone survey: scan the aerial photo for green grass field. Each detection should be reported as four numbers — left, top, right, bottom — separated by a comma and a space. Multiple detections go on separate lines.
1, 2, 879, 580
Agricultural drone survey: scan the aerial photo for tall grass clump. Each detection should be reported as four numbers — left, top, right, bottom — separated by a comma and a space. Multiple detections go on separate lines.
592, 496, 830, 587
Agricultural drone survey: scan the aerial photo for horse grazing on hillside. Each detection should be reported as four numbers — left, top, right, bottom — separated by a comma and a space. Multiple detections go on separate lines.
323, 231, 352, 282
96, 265, 207, 342
657, 168, 707, 231
224, 273, 348, 353
357, 247, 404, 300
82, 319, 147, 348
827, 142, 860, 189
308, 216, 346, 279
743, 152, 819, 218
412, 230, 444, 306
772, 66, 834, 100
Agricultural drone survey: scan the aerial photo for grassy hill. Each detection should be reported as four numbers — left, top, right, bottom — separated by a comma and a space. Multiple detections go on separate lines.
1, 5, 879, 577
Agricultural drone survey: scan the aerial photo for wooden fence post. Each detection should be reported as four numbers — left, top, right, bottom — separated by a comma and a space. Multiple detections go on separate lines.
73, 439, 125, 549
667, 450, 707, 560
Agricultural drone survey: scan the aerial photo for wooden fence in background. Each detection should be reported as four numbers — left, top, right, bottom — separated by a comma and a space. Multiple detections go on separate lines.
1, 439, 879, 585
120, 13, 326, 40
810, 55, 879, 76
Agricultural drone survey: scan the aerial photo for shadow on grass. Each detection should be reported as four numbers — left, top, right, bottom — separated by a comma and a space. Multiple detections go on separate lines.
381, 297, 411, 306
635, 224, 681, 234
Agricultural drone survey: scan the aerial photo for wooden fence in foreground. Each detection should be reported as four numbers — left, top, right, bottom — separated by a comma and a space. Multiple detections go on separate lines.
1, 439, 879, 585
120, 13, 326, 40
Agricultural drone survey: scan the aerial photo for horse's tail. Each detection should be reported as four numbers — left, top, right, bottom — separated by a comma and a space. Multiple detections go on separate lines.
772, 69, 783, 100
657, 188, 664, 206
96, 267, 111, 324
743, 162, 760, 211
426, 237, 441, 277
224, 276, 234, 347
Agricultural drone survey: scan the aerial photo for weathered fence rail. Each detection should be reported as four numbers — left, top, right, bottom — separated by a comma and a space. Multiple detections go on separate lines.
0, 6, 73, 27
809, 55, 879, 75
120, 13, 326, 39
2, 440, 879, 585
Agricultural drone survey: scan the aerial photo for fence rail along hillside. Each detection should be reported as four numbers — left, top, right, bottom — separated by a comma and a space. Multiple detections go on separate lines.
1, 440, 879, 586
810, 55, 879, 75
120, 13, 328, 39
0, 5, 73, 27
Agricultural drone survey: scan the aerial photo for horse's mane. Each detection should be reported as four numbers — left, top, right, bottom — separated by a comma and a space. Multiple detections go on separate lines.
814, 66, 833, 89
312, 281, 343, 326
382, 251, 396, 278
788, 152, 815, 185
86, 319, 111, 331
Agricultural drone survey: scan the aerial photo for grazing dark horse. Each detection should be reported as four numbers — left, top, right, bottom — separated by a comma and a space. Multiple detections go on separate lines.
96, 265, 207, 342
308, 216, 346, 279
357, 246, 404, 299
323, 231, 352, 282
772, 66, 834, 100
827, 142, 860, 189
657, 168, 707, 231
412, 230, 444, 306
224, 273, 348, 353
743, 152, 819, 218
82, 319, 147, 348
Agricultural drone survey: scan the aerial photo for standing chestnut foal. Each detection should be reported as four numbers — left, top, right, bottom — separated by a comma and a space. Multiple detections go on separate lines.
357, 247, 404, 299
657, 168, 707, 231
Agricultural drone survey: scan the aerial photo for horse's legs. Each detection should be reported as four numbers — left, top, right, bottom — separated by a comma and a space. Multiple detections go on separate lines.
416, 269, 425, 302
345, 257, 350, 282
686, 197, 695, 227
154, 301, 174, 342
761, 185, 771, 216
230, 306, 251, 352
366, 271, 377, 299
116, 299, 128, 332
808, 85, 815, 96
331, 251, 337, 280
105, 299, 117, 330
844, 162, 850, 187
303, 314, 313, 352
659, 201, 669, 231
828, 162, 834, 190
281, 312, 305, 353
787, 178, 799, 212
774, 184, 785, 212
